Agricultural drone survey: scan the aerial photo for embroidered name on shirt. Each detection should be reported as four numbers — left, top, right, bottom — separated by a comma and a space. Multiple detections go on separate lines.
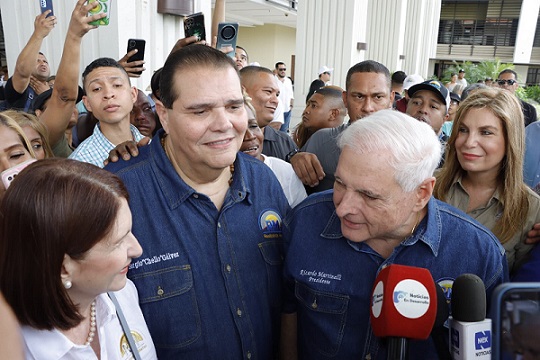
300, 269, 342, 285
129, 252, 180, 270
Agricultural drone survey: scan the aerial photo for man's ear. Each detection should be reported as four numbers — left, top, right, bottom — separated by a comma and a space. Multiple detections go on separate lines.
155, 100, 169, 134
414, 177, 435, 211
82, 95, 92, 113
328, 108, 339, 124
34, 109, 42, 117
388, 91, 395, 108
130, 86, 138, 104
341, 91, 348, 110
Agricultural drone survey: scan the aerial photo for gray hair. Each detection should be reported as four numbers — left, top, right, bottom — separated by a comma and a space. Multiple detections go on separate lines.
461, 83, 487, 101
337, 109, 442, 192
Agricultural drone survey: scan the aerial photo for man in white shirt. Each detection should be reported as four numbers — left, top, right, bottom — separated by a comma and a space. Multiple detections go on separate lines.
274, 61, 294, 133
456, 69, 468, 87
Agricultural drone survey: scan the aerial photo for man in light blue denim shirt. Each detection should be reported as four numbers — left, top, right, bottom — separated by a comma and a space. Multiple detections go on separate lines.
106, 45, 289, 359
281, 110, 508, 359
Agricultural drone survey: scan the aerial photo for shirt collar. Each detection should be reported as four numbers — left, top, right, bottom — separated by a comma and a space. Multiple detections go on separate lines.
455, 175, 503, 204
263, 126, 279, 142
22, 293, 117, 359
150, 130, 250, 210
320, 196, 441, 257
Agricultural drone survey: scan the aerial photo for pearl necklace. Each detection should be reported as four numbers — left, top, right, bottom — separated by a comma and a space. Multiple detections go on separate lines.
84, 301, 97, 346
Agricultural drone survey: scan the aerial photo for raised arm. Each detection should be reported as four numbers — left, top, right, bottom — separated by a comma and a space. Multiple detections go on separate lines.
211, 0, 225, 43
39, 0, 105, 147
10, 11, 56, 94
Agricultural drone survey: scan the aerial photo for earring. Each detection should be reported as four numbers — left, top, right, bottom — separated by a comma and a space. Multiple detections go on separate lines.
63, 280, 72, 289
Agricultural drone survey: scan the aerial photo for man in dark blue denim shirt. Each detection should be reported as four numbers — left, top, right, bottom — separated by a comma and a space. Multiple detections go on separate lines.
106, 45, 290, 359
281, 109, 508, 359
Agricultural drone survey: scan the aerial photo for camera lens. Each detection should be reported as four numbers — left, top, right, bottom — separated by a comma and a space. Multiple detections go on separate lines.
220, 25, 236, 40
129, 40, 136, 47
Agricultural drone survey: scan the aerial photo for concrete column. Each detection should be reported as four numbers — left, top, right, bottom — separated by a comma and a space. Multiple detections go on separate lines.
514, 0, 540, 64
291, 0, 369, 129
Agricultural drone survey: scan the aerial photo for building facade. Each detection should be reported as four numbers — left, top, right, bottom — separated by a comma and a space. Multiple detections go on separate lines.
434, 0, 540, 85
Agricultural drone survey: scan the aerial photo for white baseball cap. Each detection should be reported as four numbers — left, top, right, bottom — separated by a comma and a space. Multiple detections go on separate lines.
318, 66, 333, 75
403, 74, 424, 90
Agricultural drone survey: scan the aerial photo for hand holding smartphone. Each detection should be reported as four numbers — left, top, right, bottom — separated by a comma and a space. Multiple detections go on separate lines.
39, 0, 54, 17
88, 0, 112, 26
126, 39, 146, 76
216, 22, 239, 58
184, 12, 206, 42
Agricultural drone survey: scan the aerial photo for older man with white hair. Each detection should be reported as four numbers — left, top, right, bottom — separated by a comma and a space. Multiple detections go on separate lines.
281, 109, 508, 359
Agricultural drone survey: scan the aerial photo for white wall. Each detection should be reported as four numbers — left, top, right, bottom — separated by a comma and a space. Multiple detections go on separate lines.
237, 24, 296, 71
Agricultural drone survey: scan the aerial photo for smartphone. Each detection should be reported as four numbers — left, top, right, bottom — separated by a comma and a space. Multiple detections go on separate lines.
490, 283, 540, 360
216, 22, 238, 58
184, 12, 206, 42
88, 0, 112, 26
1, 159, 37, 190
39, 0, 54, 17
126, 39, 146, 75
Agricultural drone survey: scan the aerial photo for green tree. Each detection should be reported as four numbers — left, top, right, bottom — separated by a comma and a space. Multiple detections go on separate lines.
442, 59, 514, 84
476, 58, 514, 82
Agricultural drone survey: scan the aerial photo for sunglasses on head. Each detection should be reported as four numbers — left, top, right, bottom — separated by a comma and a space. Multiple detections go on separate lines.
497, 79, 516, 86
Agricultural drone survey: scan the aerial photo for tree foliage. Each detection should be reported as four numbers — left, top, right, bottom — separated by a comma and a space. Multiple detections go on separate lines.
442, 58, 514, 83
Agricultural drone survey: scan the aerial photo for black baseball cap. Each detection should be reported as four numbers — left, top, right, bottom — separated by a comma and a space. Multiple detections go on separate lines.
408, 80, 450, 111
450, 92, 461, 103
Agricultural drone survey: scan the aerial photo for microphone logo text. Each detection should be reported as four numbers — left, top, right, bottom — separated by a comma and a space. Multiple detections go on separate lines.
474, 331, 491, 350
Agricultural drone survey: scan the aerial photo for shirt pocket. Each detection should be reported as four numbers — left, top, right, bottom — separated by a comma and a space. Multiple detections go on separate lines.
258, 240, 285, 308
295, 281, 349, 357
130, 265, 201, 348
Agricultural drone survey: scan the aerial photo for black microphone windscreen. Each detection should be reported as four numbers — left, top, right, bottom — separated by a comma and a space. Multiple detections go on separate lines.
451, 273, 486, 322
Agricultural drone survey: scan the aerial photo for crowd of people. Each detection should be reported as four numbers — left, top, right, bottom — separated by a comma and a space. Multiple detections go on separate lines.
2, 1, 540, 359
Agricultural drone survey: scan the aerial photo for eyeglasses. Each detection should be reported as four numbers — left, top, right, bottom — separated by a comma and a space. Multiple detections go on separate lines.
278, 68, 286, 71
497, 79, 517, 86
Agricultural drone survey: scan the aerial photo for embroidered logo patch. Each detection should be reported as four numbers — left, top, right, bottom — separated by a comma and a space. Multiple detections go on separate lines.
120, 330, 146, 359
259, 210, 283, 239
437, 277, 455, 304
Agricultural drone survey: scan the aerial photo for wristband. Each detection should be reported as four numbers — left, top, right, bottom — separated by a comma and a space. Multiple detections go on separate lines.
285, 148, 300, 163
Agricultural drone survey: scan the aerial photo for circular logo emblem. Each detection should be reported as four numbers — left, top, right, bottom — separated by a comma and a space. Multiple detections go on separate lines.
392, 279, 430, 319
371, 281, 384, 318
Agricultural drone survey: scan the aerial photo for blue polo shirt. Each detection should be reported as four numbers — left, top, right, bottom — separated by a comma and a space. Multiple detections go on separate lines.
106, 130, 290, 359
283, 191, 508, 360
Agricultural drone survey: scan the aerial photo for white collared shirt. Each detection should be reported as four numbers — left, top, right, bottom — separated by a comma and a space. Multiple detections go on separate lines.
22, 280, 157, 360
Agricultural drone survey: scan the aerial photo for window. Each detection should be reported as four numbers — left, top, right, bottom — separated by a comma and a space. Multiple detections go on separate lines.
439, 0, 518, 47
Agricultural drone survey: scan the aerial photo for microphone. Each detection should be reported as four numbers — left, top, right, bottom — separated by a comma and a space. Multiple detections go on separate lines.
449, 274, 491, 359
370, 264, 438, 360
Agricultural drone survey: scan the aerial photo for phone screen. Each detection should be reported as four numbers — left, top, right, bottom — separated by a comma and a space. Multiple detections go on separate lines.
496, 286, 540, 359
